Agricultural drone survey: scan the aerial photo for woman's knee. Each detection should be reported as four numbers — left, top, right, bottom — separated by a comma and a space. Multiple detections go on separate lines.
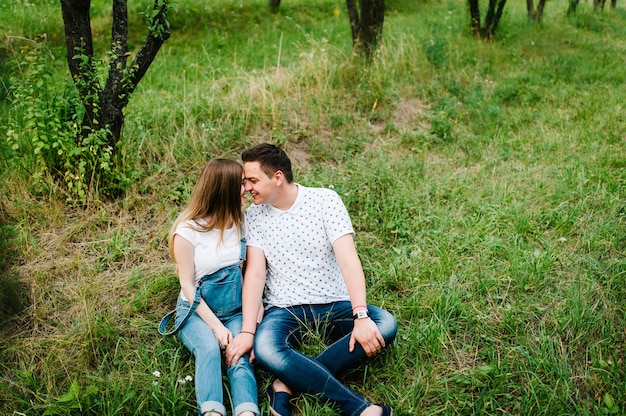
179, 331, 220, 357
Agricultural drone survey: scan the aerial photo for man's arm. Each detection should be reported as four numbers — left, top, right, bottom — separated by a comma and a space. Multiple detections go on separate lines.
225, 245, 267, 366
333, 233, 386, 357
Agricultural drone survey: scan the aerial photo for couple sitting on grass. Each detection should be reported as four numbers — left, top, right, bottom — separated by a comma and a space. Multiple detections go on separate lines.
164, 143, 397, 416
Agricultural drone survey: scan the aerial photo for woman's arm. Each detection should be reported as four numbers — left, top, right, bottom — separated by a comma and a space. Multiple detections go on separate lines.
173, 234, 232, 348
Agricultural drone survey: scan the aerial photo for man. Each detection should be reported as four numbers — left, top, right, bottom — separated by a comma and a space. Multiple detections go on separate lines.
226, 143, 397, 416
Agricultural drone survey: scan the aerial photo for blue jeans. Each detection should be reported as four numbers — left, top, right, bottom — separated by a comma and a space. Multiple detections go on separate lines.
254, 301, 397, 416
176, 266, 259, 416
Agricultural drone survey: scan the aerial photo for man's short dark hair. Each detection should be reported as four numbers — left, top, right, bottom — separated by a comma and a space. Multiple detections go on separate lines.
242, 143, 293, 183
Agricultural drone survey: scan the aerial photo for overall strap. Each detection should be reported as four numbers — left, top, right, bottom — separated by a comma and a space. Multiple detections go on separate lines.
158, 286, 202, 336
239, 223, 246, 269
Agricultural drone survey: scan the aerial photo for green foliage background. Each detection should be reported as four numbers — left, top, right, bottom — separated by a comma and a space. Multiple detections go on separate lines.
1, 0, 625, 414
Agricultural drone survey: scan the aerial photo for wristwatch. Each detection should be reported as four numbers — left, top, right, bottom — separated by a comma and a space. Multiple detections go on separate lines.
353, 310, 370, 320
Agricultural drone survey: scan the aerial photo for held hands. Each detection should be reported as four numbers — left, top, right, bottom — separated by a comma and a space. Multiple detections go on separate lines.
349, 318, 386, 357
224, 331, 255, 367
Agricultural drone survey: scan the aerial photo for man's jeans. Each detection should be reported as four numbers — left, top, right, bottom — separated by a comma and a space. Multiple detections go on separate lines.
254, 301, 397, 416
176, 266, 259, 416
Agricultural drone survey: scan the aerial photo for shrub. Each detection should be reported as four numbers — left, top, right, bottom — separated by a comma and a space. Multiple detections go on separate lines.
5, 43, 139, 203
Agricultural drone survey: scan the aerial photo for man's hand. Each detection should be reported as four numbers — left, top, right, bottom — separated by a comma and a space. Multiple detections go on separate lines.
349, 318, 386, 357
225, 331, 255, 366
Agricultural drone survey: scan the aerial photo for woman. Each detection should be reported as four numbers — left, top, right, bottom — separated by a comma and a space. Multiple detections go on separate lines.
168, 159, 259, 416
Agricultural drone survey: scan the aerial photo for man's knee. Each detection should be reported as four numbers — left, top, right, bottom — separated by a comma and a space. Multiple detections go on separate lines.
374, 308, 398, 344
252, 328, 276, 364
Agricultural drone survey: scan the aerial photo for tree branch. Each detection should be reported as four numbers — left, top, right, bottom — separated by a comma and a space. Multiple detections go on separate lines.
122, 0, 171, 102
104, 0, 129, 106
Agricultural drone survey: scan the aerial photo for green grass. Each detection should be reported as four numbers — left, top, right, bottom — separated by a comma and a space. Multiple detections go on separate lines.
1, 0, 625, 414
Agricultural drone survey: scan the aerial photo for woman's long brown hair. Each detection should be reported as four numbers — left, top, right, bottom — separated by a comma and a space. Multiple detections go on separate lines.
168, 159, 244, 261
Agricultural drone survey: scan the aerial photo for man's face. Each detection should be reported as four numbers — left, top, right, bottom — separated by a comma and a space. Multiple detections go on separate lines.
243, 161, 276, 205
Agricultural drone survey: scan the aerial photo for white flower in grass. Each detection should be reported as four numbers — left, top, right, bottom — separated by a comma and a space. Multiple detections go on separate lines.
178, 375, 193, 385
152, 370, 161, 378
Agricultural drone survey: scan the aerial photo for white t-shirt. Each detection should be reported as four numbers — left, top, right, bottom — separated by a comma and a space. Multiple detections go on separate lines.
245, 185, 354, 308
175, 220, 241, 301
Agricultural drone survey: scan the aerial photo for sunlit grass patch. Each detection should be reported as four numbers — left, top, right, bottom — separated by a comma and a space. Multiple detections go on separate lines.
1, 0, 625, 414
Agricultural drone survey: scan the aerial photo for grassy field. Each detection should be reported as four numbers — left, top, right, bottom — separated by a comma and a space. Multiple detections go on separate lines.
1, 0, 625, 414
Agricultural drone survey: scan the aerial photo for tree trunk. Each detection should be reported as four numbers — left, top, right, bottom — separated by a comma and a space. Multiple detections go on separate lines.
527, 0, 534, 18
468, 0, 481, 36
60, 0, 100, 136
359, 0, 385, 59
59, 0, 170, 155
467, 0, 507, 39
484, 0, 507, 38
346, 0, 360, 42
346, 0, 385, 59
269, 0, 281, 12
99, 0, 129, 148
567, 0, 580, 15
536, 0, 546, 21
527, 0, 547, 22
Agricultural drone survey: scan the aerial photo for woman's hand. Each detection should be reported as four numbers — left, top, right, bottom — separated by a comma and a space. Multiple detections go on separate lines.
213, 325, 233, 350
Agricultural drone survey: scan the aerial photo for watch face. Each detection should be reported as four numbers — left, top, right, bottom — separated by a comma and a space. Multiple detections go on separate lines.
355, 310, 369, 319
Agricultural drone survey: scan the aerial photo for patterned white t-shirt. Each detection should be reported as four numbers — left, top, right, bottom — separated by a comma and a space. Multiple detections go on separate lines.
245, 184, 354, 307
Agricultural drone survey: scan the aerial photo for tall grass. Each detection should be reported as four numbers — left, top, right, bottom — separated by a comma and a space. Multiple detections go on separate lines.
1, 0, 625, 414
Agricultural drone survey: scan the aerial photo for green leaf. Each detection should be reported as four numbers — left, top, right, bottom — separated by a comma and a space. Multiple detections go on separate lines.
602, 393, 614, 409
57, 379, 79, 403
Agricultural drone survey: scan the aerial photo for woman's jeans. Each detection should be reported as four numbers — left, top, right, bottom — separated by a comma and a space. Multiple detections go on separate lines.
176, 265, 259, 416
254, 301, 397, 416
